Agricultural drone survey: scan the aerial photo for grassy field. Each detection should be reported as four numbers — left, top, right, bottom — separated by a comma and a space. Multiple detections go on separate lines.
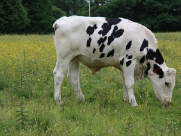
0, 33, 181, 136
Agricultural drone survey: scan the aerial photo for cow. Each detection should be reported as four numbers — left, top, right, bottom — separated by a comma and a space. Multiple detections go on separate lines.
52, 16, 176, 106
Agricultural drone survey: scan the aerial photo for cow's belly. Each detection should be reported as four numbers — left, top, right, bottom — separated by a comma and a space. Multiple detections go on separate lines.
76, 55, 121, 74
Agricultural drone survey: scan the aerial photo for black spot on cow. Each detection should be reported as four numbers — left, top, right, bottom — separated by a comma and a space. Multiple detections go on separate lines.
99, 18, 122, 36
86, 37, 92, 47
99, 23, 111, 36
113, 27, 124, 38
127, 55, 133, 59
99, 44, 105, 52
120, 58, 124, 66
106, 18, 122, 25
126, 60, 132, 67
140, 39, 148, 51
107, 49, 114, 57
86, 24, 97, 36
93, 48, 96, 53
153, 64, 164, 78
160, 74, 164, 79
146, 49, 164, 65
107, 26, 124, 45
100, 53, 105, 58
98, 30, 102, 35
155, 49, 164, 65
107, 36, 114, 45
145, 62, 151, 75
126, 54, 128, 57
97, 36, 107, 46
126, 41, 132, 50
139, 55, 145, 64
93, 24, 98, 29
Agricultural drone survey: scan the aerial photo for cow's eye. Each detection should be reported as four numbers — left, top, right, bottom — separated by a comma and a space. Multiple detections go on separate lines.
165, 82, 169, 86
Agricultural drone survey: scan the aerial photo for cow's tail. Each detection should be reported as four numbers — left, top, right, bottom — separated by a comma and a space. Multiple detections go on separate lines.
52, 22, 59, 48
52, 21, 60, 46
52, 23, 59, 35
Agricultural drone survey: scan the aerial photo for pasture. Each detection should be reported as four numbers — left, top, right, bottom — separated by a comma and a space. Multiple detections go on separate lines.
0, 33, 181, 135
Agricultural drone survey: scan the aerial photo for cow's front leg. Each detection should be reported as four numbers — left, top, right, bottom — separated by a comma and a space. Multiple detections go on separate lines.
124, 77, 138, 106
122, 75, 129, 102
121, 59, 138, 106
68, 58, 85, 103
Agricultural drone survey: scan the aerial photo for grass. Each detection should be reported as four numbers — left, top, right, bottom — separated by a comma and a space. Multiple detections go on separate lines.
0, 33, 181, 135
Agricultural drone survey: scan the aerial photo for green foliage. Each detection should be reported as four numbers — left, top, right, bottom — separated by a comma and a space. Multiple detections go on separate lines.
123, 115, 134, 136
16, 99, 30, 130
136, 80, 149, 105
52, 6, 66, 20
52, 0, 87, 16
0, 0, 30, 34
99, 0, 137, 18
0, 0, 181, 33
22, 0, 54, 33
87, 0, 181, 32
141, 0, 181, 31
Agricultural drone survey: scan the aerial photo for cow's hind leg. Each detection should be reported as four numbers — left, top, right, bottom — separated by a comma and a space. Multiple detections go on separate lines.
53, 58, 72, 104
68, 58, 85, 103
121, 60, 138, 106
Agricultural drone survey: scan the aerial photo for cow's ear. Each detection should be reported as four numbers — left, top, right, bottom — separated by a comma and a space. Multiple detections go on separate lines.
153, 64, 160, 74
165, 68, 176, 76
153, 68, 158, 74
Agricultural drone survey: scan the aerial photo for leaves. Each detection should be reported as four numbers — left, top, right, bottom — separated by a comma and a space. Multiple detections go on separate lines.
0, 0, 181, 33
16, 99, 30, 130
0, 0, 30, 33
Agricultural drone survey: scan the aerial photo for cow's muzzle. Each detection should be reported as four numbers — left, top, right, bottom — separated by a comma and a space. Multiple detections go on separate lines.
161, 97, 171, 107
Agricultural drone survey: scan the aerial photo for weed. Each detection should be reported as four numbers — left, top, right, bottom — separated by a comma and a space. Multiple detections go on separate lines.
16, 98, 30, 130
137, 80, 148, 105
123, 115, 134, 136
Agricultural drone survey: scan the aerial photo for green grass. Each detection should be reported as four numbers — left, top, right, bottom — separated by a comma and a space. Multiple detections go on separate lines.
0, 33, 181, 135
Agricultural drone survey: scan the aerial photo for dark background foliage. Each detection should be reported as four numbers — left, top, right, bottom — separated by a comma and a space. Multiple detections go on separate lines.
0, 0, 181, 34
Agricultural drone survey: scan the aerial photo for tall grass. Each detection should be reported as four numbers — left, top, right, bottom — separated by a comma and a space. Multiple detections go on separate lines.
0, 33, 181, 135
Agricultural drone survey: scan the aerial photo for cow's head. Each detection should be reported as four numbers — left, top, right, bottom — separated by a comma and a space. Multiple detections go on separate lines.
147, 64, 176, 105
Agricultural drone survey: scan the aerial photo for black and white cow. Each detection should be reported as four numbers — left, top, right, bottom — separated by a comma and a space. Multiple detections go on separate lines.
52, 16, 176, 106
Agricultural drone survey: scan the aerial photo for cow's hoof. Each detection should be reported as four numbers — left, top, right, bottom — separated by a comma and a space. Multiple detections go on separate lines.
78, 95, 85, 103
123, 99, 129, 102
131, 103, 138, 107
129, 98, 138, 106
55, 99, 63, 105
123, 96, 129, 102
78, 100, 86, 104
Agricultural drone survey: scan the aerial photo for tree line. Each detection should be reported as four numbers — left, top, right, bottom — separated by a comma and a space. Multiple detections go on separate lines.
0, 0, 181, 34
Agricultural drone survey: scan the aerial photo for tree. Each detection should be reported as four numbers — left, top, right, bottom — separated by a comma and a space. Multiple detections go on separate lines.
81, 0, 137, 18
52, 6, 66, 21
141, 0, 181, 31
53, 0, 87, 16
0, 0, 181, 33
102, 0, 136, 18
22, 0, 53, 33
0, 0, 30, 34
84, 0, 181, 32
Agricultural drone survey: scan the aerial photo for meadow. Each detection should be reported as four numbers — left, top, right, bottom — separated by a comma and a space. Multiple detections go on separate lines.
0, 33, 181, 136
